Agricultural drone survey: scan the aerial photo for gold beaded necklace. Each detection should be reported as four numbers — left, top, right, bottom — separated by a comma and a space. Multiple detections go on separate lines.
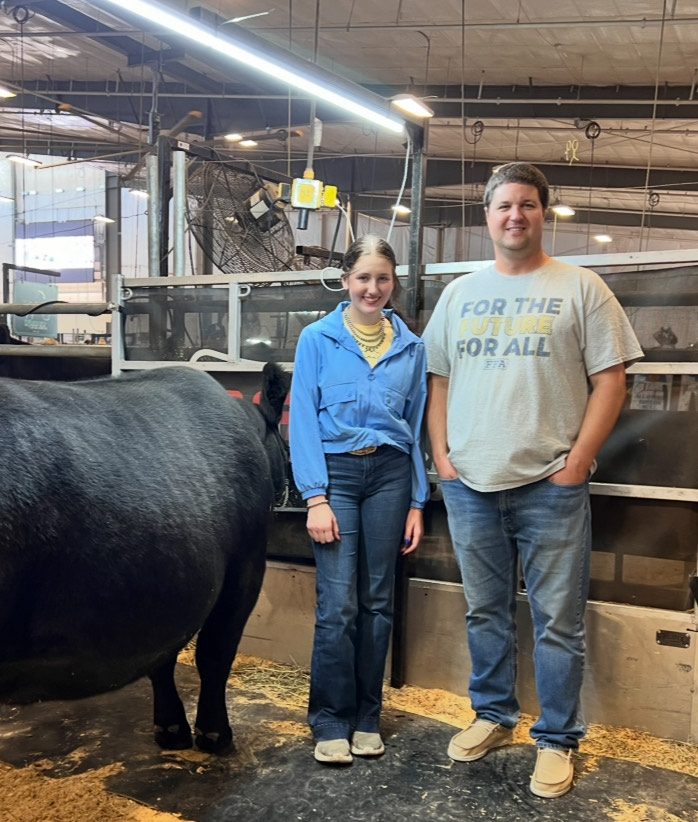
344, 307, 386, 354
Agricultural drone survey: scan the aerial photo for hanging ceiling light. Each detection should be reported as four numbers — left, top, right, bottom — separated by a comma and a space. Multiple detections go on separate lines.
94, 215, 115, 224
390, 94, 435, 121
96, 0, 404, 134
0, 195, 14, 203
594, 234, 613, 243
0, 85, 16, 99
391, 204, 411, 216
551, 203, 575, 217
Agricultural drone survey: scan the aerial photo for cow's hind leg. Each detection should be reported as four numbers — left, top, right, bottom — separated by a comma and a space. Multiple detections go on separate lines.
149, 654, 194, 750
193, 545, 265, 754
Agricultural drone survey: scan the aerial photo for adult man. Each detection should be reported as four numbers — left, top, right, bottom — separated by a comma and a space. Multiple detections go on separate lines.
422, 163, 642, 798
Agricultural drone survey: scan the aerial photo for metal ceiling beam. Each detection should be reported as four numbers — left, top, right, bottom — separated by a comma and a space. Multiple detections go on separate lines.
348, 195, 698, 230
365, 84, 698, 120
262, 156, 698, 197
256, 14, 698, 33
9, 79, 698, 116
30, 0, 223, 94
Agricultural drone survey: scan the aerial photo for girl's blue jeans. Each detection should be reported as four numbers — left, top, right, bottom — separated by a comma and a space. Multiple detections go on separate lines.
309, 446, 411, 742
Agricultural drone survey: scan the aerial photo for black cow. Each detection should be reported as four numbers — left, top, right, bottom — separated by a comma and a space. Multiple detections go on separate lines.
0, 323, 110, 381
0, 363, 290, 753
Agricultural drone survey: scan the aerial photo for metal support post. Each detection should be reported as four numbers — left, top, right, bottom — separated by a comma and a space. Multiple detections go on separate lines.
105, 173, 121, 303
156, 134, 172, 278
201, 101, 214, 276
172, 149, 186, 276
405, 122, 427, 328
146, 154, 160, 279
390, 122, 427, 689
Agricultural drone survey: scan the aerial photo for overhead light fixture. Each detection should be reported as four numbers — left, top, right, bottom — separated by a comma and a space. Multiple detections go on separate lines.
391, 203, 411, 216
0, 195, 13, 203
0, 85, 16, 99
238, 139, 258, 147
551, 203, 575, 217
93, 215, 115, 224
129, 188, 149, 199
97, 0, 404, 134
224, 132, 243, 142
390, 94, 435, 121
594, 234, 613, 243
8, 154, 41, 168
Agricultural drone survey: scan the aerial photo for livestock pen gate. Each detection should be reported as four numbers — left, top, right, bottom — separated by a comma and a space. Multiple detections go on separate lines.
108, 249, 698, 746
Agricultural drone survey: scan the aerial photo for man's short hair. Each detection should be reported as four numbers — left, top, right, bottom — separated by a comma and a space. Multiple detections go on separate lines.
483, 162, 550, 210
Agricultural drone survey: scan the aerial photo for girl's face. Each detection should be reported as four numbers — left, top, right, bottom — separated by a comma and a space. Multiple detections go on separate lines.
342, 252, 396, 323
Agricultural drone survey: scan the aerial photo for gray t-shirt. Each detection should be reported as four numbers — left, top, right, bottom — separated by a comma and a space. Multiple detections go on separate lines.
422, 259, 644, 492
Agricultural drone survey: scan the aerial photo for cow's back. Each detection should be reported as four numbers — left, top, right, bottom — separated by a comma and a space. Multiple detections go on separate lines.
0, 367, 273, 700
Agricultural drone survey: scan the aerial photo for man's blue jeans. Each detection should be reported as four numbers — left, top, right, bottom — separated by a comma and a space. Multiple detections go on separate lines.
309, 446, 411, 742
441, 476, 591, 750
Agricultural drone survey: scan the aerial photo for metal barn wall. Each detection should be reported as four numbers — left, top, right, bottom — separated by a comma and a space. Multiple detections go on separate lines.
239, 562, 698, 745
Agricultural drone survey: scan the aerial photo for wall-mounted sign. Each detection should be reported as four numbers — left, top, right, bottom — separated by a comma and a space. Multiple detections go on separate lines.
12, 280, 58, 338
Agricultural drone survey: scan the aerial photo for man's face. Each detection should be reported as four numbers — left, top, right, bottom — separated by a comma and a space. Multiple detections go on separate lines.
485, 182, 545, 260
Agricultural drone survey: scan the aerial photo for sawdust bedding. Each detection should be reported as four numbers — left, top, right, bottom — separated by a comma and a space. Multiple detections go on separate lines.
0, 761, 189, 822
0, 652, 694, 822
226, 655, 698, 779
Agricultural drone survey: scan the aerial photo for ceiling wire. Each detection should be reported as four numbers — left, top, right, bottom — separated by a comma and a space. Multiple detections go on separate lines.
638, 0, 669, 252
460, 0, 466, 235
585, 136, 595, 254
287, 0, 293, 179
18, 10, 28, 228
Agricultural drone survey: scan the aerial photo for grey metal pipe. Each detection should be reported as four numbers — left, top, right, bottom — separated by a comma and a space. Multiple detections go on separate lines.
146, 153, 161, 278
0, 302, 110, 315
172, 149, 187, 277
0, 344, 110, 358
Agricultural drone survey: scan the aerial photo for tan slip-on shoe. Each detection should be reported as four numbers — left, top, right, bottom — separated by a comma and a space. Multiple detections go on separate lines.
350, 731, 385, 756
447, 718, 514, 762
530, 747, 574, 798
314, 738, 353, 764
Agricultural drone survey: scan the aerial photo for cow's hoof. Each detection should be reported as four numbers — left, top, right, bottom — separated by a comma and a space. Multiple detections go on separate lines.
154, 723, 194, 750
194, 726, 234, 755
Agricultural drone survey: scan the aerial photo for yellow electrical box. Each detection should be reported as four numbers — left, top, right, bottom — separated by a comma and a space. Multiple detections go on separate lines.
291, 178, 323, 209
322, 185, 338, 208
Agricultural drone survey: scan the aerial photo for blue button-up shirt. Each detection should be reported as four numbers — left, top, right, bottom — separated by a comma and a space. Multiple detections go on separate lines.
290, 302, 429, 508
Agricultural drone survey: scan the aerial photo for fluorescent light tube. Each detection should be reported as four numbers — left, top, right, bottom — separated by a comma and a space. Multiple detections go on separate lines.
97, 0, 404, 134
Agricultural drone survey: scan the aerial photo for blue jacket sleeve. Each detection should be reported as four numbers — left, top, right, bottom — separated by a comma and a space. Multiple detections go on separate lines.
405, 344, 429, 508
289, 328, 328, 500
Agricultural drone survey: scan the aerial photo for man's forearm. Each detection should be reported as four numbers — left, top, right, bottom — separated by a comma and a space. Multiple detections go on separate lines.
567, 364, 628, 474
426, 374, 450, 459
